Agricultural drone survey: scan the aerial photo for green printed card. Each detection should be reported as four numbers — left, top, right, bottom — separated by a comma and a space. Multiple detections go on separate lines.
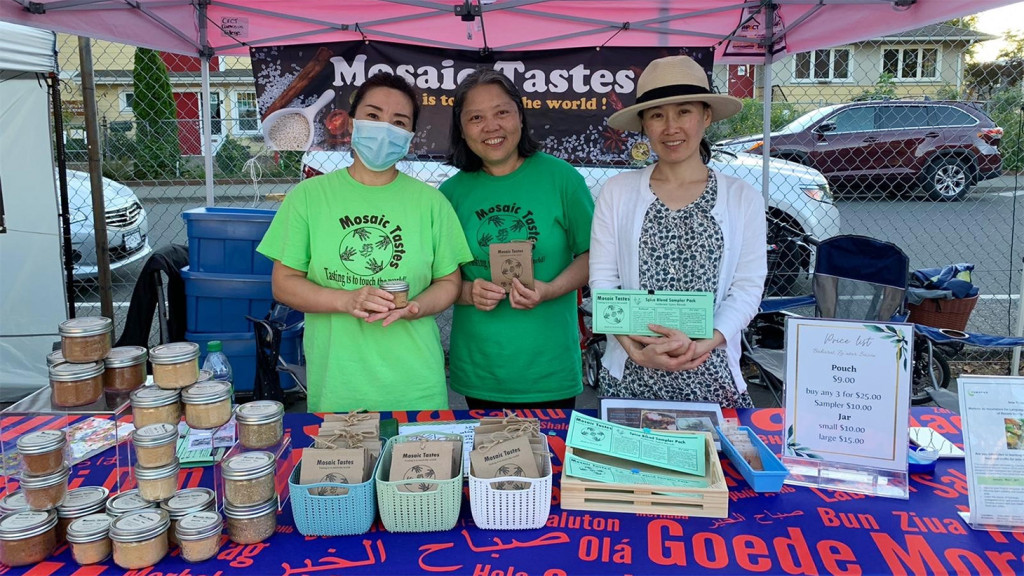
566, 412, 706, 477
592, 289, 713, 338
565, 450, 709, 490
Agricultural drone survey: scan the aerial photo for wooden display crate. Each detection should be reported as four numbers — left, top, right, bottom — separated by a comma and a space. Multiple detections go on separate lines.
560, 432, 728, 518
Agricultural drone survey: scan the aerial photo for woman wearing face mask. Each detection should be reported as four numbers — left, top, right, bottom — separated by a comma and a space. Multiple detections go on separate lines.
590, 55, 767, 408
440, 69, 594, 410
258, 72, 472, 412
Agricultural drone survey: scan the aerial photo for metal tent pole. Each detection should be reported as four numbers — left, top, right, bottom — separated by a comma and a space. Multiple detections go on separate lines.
198, 0, 215, 206
760, 2, 775, 205
1012, 257, 1024, 376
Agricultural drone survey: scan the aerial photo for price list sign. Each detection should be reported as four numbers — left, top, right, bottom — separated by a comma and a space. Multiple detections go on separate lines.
782, 318, 911, 496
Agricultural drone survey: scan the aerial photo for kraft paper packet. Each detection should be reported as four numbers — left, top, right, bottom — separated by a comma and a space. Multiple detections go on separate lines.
470, 433, 541, 490
312, 433, 382, 460
300, 447, 371, 496
489, 241, 534, 291
390, 439, 456, 493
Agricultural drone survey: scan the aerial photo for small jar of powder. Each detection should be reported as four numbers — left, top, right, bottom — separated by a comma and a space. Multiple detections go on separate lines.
223, 496, 277, 545
59, 316, 112, 363
109, 509, 170, 569
235, 401, 284, 449
66, 513, 112, 565
221, 451, 276, 507
132, 423, 179, 468
17, 429, 67, 476
55, 486, 109, 542
379, 280, 410, 309
49, 361, 104, 407
130, 386, 181, 428
106, 489, 158, 518
20, 463, 70, 510
182, 381, 233, 430
149, 342, 200, 390
160, 488, 216, 545
176, 511, 223, 562
103, 346, 148, 392
0, 509, 58, 567
134, 460, 180, 503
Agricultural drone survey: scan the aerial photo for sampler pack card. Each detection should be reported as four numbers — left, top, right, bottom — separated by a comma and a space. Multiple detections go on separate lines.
591, 289, 714, 338
490, 241, 534, 291
566, 412, 705, 476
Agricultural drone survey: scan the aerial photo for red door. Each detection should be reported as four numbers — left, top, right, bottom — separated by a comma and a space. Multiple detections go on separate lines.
173, 92, 201, 156
728, 65, 755, 99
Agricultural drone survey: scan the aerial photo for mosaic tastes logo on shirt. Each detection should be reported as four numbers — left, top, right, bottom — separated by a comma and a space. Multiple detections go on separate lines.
474, 202, 539, 249
336, 212, 406, 276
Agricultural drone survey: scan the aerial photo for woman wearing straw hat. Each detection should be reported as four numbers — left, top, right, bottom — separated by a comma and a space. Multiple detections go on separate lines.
589, 55, 767, 408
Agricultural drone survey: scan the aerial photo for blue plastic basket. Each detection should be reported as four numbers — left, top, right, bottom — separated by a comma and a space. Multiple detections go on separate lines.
182, 207, 276, 275
288, 460, 379, 536
181, 267, 274, 333
186, 324, 302, 394
716, 426, 788, 493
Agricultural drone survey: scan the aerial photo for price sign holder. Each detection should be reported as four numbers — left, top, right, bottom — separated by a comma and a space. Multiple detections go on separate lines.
781, 317, 912, 500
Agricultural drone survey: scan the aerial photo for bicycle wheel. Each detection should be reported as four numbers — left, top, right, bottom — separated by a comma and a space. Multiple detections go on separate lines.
911, 346, 951, 405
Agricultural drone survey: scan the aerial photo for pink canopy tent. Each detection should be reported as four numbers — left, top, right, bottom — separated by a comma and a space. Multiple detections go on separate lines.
1, 0, 1016, 202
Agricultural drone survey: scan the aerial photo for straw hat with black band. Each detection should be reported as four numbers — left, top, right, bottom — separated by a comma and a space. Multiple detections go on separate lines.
607, 56, 743, 133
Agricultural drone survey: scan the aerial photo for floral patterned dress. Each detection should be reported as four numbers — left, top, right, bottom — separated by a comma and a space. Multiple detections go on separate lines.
601, 170, 754, 408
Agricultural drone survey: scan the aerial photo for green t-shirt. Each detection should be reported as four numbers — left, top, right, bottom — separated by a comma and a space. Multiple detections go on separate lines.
440, 152, 594, 403
256, 169, 472, 412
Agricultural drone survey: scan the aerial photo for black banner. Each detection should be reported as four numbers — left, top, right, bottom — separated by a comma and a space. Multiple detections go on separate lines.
250, 43, 712, 164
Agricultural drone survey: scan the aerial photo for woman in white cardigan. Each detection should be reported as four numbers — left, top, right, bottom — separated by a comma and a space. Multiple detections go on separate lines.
589, 55, 767, 408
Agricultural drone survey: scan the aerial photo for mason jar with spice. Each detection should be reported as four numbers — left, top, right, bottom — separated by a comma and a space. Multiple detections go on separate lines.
181, 380, 233, 429
379, 280, 410, 308
130, 386, 181, 429
176, 511, 223, 563
20, 463, 70, 510
149, 342, 200, 390
132, 423, 179, 468
135, 460, 180, 502
66, 513, 113, 565
49, 361, 105, 407
223, 496, 278, 545
109, 509, 170, 569
0, 509, 58, 567
106, 489, 158, 518
17, 429, 67, 476
221, 451, 276, 507
103, 346, 149, 392
235, 401, 284, 449
55, 486, 109, 542
59, 316, 112, 363
160, 488, 216, 545
0, 491, 29, 515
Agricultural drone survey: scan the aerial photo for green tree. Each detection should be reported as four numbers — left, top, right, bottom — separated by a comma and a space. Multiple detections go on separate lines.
997, 29, 1024, 60
857, 73, 898, 101
132, 48, 180, 179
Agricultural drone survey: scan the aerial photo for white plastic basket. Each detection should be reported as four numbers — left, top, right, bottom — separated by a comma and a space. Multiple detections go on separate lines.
468, 438, 552, 530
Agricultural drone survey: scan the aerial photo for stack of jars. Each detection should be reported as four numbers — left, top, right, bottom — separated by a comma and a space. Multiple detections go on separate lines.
51, 316, 148, 408
220, 451, 279, 545
0, 429, 70, 566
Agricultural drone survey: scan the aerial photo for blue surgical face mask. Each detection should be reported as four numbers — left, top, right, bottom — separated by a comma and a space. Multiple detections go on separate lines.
350, 119, 413, 172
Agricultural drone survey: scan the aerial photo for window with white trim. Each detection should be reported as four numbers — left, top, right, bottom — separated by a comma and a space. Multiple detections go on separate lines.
119, 91, 135, 113
232, 91, 260, 134
882, 47, 938, 80
794, 49, 851, 81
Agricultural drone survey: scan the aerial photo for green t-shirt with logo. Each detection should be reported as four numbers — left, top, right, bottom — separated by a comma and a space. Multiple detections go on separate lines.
257, 169, 472, 412
440, 152, 594, 403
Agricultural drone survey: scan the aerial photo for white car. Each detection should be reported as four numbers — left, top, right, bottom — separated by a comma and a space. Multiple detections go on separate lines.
65, 170, 152, 279
302, 150, 841, 295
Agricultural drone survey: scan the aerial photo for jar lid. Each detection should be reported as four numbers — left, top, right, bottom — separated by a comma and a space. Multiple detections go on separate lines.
175, 510, 223, 540
104, 346, 148, 368
222, 495, 278, 520
16, 429, 67, 455
0, 509, 58, 540
160, 488, 215, 519
235, 400, 284, 425
46, 350, 65, 367
130, 385, 180, 408
18, 463, 70, 489
49, 361, 104, 381
106, 490, 157, 516
134, 459, 180, 480
181, 381, 232, 405
59, 316, 113, 338
197, 369, 214, 383
132, 423, 179, 447
0, 491, 28, 514
65, 513, 112, 543
149, 342, 200, 365
380, 280, 409, 292
220, 451, 275, 481
109, 509, 170, 543
57, 486, 109, 517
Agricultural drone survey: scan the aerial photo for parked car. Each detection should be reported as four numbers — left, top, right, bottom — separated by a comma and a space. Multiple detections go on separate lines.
303, 150, 840, 296
65, 170, 152, 279
716, 100, 1003, 201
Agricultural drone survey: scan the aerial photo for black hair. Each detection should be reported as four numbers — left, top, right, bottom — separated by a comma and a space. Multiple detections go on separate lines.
640, 102, 713, 165
349, 71, 421, 130
446, 68, 540, 172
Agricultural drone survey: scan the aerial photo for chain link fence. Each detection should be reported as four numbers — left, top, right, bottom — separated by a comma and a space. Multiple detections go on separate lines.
56, 29, 1022, 370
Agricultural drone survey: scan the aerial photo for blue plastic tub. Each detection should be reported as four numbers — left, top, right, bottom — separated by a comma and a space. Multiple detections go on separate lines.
716, 426, 789, 492
182, 207, 276, 275
181, 267, 275, 333
186, 324, 302, 394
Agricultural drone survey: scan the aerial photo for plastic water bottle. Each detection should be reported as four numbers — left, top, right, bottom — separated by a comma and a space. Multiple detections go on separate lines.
202, 340, 233, 386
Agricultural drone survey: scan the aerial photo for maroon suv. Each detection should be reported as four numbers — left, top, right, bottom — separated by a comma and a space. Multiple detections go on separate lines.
717, 100, 1003, 201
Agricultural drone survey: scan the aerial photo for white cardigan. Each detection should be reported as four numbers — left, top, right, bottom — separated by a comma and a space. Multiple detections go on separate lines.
589, 164, 768, 394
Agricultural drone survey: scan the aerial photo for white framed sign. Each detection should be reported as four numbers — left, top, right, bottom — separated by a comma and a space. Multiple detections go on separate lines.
958, 375, 1024, 532
782, 317, 912, 499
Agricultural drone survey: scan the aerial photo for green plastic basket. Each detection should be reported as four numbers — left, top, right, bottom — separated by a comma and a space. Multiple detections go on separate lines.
375, 432, 463, 533
288, 460, 379, 536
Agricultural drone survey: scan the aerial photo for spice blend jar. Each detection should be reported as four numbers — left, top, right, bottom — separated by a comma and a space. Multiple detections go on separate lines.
223, 496, 278, 545
160, 488, 216, 545
149, 342, 200, 390
66, 513, 113, 565
20, 463, 70, 510
235, 401, 284, 449
135, 460, 180, 502
132, 423, 179, 468
109, 509, 170, 569
56, 486, 109, 542
104, 346, 149, 392
59, 316, 113, 363
0, 509, 58, 567
46, 350, 65, 367
221, 451, 276, 507
182, 381, 233, 429
380, 280, 410, 309
176, 511, 223, 563
130, 386, 181, 428
106, 489, 158, 518
17, 429, 67, 476
49, 361, 105, 407
0, 491, 29, 514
